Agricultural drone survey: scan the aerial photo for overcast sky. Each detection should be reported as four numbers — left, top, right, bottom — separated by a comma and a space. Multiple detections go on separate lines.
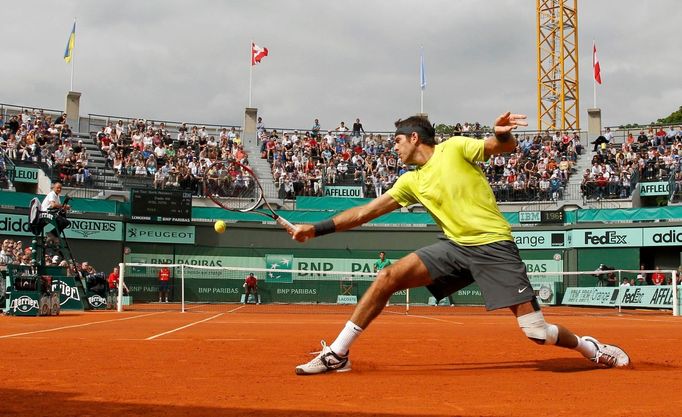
3, 0, 681, 132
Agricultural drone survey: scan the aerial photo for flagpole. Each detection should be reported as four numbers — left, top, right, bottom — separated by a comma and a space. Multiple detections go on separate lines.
419, 46, 425, 114
70, 18, 76, 91
592, 40, 596, 108
593, 70, 596, 108
248, 40, 253, 107
420, 46, 422, 114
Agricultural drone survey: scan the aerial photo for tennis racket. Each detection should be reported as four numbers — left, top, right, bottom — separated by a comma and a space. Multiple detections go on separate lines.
202, 160, 297, 234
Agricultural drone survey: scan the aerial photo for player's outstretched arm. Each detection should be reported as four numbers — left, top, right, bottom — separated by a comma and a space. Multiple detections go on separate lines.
484, 112, 528, 159
291, 193, 400, 242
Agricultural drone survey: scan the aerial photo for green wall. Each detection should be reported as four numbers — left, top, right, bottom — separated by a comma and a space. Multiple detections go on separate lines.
576, 248, 641, 286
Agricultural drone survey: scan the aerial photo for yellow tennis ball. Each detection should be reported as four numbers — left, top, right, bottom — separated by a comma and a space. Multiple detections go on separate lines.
214, 220, 227, 233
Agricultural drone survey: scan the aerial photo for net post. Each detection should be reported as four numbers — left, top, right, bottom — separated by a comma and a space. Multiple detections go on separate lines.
117, 262, 125, 313
181, 264, 185, 313
617, 270, 622, 314
405, 288, 410, 315
673, 270, 679, 317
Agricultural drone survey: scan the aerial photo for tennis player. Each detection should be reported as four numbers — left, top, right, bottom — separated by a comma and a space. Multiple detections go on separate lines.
292, 112, 630, 375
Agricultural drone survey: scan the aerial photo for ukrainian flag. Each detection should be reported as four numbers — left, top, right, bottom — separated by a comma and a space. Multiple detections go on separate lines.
64, 21, 76, 63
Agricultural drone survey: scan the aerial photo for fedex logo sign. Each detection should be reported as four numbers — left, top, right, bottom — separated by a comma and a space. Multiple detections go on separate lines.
584, 231, 627, 245
573, 229, 641, 248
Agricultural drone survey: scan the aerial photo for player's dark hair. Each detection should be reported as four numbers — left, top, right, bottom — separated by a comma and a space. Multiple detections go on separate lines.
394, 116, 436, 146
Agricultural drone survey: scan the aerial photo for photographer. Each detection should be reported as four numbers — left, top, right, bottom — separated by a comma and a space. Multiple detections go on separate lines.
594, 264, 617, 287
82, 262, 107, 297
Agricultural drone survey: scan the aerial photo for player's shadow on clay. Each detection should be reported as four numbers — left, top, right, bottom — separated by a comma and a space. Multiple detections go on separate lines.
371, 358, 623, 374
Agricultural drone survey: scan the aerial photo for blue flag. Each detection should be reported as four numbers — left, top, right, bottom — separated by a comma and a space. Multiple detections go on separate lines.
64, 21, 76, 63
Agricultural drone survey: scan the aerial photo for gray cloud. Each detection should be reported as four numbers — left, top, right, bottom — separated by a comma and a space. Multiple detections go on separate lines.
3, 0, 680, 131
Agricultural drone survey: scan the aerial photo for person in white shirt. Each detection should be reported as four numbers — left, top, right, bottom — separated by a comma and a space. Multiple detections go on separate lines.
228, 127, 238, 141
41, 181, 71, 244
324, 131, 336, 147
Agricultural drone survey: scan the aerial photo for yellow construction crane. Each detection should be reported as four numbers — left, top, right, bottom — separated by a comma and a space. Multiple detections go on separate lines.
537, 0, 579, 131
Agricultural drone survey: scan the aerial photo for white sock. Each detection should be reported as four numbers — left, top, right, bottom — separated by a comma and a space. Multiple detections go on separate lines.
329, 321, 363, 356
574, 336, 598, 359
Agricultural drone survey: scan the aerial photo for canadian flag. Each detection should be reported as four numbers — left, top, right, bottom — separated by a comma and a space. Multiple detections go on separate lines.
593, 42, 602, 85
252, 43, 268, 65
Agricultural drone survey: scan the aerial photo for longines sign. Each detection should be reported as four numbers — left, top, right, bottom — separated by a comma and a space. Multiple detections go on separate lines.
0, 213, 123, 241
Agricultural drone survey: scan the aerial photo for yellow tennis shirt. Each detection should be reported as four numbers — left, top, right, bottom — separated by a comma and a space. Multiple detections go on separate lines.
387, 136, 513, 246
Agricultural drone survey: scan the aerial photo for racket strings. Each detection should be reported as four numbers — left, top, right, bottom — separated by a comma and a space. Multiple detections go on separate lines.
204, 162, 263, 211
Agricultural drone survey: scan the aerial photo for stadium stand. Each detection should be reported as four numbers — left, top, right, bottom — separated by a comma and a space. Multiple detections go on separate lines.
3, 103, 681, 206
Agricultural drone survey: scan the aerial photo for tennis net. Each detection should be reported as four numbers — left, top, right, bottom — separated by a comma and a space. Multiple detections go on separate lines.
116, 263, 680, 316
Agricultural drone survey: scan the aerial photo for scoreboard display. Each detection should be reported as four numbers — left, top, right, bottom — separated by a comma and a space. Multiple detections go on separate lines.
130, 189, 192, 224
519, 210, 565, 225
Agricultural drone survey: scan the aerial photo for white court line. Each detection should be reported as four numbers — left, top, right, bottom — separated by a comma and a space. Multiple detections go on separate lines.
226, 305, 246, 313
0, 312, 161, 340
389, 312, 464, 325
181, 305, 246, 312
146, 313, 224, 340
606, 316, 680, 323
384, 309, 464, 325
405, 315, 464, 325
206, 338, 257, 341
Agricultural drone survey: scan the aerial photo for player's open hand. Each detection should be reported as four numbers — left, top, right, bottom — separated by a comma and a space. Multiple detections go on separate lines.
494, 112, 528, 135
291, 224, 315, 242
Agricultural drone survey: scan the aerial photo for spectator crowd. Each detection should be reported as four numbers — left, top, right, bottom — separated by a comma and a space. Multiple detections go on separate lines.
94, 119, 246, 196
3, 107, 682, 204
581, 126, 682, 201
0, 238, 70, 269
0, 109, 92, 187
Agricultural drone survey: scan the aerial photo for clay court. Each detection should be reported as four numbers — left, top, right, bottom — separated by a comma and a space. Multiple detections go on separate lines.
1, 305, 680, 417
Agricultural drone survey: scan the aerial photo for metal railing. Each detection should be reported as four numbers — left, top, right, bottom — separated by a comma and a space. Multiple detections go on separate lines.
87, 113, 243, 142
1, 103, 63, 120
603, 124, 682, 145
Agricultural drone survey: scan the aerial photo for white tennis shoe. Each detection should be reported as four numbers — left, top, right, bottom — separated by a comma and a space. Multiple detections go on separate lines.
581, 336, 630, 368
295, 340, 351, 375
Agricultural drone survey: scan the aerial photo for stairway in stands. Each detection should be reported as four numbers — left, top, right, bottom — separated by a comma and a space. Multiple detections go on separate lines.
83, 134, 124, 191
61, 133, 124, 196
242, 140, 279, 200
561, 148, 592, 203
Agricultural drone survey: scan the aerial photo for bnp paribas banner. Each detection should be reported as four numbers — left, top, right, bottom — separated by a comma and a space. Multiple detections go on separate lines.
0, 213, 123, 241
122, 253, 388, 281
265, 254, 294, 283
525, 260, 563, 283
122, 253, 562, 284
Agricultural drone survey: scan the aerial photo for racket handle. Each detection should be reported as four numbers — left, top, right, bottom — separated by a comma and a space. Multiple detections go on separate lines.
276, 216, 297, 234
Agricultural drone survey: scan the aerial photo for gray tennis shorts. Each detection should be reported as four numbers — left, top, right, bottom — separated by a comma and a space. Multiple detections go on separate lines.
416, 237, 534, 310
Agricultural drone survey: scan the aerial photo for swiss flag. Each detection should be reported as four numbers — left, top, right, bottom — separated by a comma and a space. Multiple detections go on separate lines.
252, 43, 268, 65
593, 42, 602, 85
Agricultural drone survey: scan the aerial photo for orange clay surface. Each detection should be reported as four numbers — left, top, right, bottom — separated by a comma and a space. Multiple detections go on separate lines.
1, 305, 681, 417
